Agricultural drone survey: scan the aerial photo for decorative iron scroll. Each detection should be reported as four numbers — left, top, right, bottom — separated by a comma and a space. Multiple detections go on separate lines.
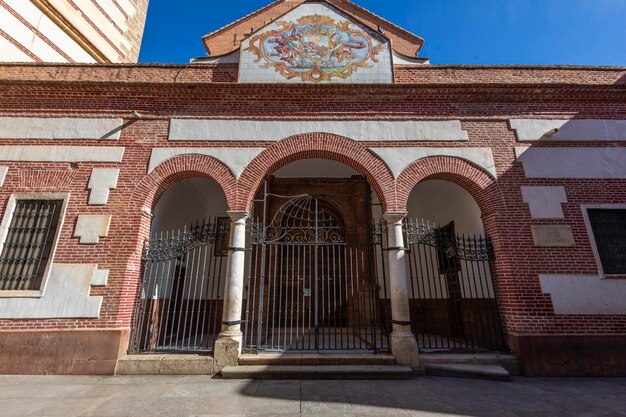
259, 194, 346, 244
142, 220, 230, 261
403, 218, 493, 261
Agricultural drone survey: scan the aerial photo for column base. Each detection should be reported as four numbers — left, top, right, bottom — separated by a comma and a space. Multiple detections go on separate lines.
213, 332, 242, 372
391, 332, 420, 371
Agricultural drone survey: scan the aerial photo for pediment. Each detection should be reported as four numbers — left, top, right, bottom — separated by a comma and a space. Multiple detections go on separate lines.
203, 0, 424, 59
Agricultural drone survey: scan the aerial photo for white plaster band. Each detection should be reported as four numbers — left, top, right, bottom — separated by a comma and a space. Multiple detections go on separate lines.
0, 117, 124, 140
148, 148, 265, 179
0, 146, 124, 163
516, 147, 626, 179
521, 186, 567, 219
74, 215, 112, 244
511, 119, 626, 142
88, 168, 120, 205
540, 274, 626, 315
0, 264, 102, 319
169, 119, 469, 142
370, 147, 496, 179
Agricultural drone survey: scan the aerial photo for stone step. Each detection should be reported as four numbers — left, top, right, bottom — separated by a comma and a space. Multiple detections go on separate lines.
239, 353, 396, 366
424, 363, 511, 381
116, 354, 215, 375
419, 353, 520, 376
221, 365, 412, 380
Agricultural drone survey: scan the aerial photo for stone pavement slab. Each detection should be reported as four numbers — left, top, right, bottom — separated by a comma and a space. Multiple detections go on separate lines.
0, 375, 624, 417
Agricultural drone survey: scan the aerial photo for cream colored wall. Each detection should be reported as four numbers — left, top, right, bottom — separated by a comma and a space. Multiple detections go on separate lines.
151, 177, 229, 235
407, 180, 484, 236
0, 0, 147, 63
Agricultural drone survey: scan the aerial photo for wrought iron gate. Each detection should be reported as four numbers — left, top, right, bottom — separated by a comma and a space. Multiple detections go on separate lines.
129, 219, 230, 353
402, 219, 507, 352
243, 190, 388, 352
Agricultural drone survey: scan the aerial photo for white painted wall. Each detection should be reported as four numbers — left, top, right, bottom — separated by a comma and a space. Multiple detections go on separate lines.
407, 180, 484, 236
540, 274, 626, 315
511, 119, 626, 141
516, 147, 626, 179
144, 178, 230, 302
168, 120, 468, 142
151, 178, 229, 235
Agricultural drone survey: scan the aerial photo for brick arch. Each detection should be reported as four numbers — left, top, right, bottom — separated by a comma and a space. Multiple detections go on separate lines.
117, 154, 238, 328
129, 153, 237, 214
236, 133, 396, 212
396, 155, 504, 216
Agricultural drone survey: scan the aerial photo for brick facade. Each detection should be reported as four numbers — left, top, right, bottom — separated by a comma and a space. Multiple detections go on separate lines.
0, 3, 625, 376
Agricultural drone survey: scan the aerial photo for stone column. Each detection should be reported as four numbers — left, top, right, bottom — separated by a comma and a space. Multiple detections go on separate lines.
383, 212, 420, 370
214, 211, 249, 371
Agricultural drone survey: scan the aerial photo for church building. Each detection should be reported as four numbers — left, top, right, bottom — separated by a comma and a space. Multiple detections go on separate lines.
0, 0, 625, 377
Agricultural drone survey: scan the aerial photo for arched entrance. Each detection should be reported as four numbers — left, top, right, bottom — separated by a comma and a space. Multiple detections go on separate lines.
129, 178, 230, 353
403, 179, 506, 352
242, 159, 389, 352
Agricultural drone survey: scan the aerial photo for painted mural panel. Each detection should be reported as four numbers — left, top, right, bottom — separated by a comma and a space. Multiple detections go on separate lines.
240, 3, 392, 84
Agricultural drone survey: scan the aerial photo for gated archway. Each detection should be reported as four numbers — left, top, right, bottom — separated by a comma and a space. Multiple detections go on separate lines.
242, 183, 389, 352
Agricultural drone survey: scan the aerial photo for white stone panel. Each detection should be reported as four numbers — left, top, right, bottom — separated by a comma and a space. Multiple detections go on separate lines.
511, 119, 626, 141
88, 168, 120, 205
540, 274, 626, 315
0, 264, 102, 319
115, 0, 137, 16
516, 147, 626, 179
369, 147, 497, 179
0, 5, 66, 62
0, 146, 124, 163
0, 33, 33, 62
4, 0, 95, 63
148, 147, 265, 179
239, 2, 393, 84
90, 269, 109, 287
45, 0, 119, 61
0, 167, 7, 187
74, 215, 112, 244
521, 186, 567, 219
169, 119, 468, 142
95, 0, 128, 32
0, 117, 123, 140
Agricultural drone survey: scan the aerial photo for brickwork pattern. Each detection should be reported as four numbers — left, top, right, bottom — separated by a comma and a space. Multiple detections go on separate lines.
0, 64, 625, 344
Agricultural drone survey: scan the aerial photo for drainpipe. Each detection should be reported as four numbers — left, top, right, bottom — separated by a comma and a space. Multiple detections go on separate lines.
383, 212, 420, 371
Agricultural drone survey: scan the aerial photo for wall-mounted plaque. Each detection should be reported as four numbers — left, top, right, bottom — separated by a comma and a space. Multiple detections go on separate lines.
531, 225, 576, 247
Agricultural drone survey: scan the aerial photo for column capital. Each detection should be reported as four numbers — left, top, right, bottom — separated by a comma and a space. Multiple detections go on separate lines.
383, 212, 408, 224
227, 211, 250, 223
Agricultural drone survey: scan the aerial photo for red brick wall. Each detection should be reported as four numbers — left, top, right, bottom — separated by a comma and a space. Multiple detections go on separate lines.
0, 63, 625, 346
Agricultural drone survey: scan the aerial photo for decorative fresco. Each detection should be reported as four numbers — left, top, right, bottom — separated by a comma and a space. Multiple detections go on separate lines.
245, 14, 384, 82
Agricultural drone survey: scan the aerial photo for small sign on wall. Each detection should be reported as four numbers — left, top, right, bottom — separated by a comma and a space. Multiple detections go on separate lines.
531, 225, 576, 247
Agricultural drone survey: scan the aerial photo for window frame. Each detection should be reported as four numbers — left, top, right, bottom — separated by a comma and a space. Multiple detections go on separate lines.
581, 204, 626, 279
0, 193, 70, 298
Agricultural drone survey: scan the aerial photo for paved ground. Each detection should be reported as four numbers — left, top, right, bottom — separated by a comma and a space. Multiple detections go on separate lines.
0, 375, 625, 417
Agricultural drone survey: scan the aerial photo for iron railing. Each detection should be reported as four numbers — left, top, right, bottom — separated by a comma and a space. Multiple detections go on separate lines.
129, 218, 230, 353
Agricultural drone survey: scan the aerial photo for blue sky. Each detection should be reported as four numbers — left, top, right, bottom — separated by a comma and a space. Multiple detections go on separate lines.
138, 0, 626, 66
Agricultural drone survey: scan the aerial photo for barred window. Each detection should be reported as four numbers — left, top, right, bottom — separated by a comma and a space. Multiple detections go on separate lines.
587, 209, 626, 275
0, 199, 64, 291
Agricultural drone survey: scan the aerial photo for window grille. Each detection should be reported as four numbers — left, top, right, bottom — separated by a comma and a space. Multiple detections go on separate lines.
0, 199, 64, 291
587, 209, 626, 275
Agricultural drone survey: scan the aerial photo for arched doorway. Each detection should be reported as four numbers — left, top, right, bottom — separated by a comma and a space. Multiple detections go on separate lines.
129, 178, 230, 353
242, 159, 389, 352
404, 180, 506, 352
